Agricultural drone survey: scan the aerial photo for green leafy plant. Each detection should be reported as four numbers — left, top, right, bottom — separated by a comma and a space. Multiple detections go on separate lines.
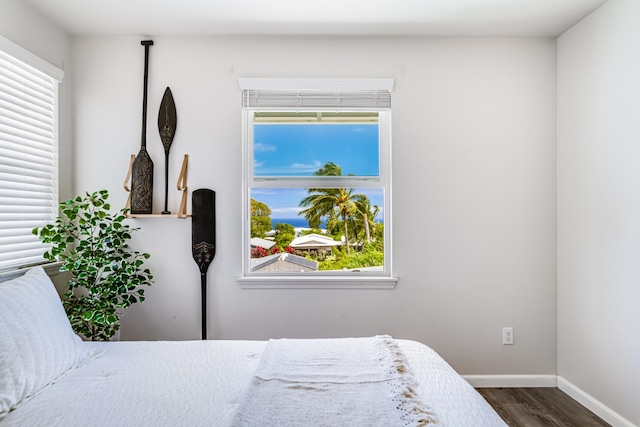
317, 244, 384, 271
33, 190, 153, 341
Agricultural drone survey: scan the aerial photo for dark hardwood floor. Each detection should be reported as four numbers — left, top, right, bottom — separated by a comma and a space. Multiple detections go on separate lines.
476, 387, 610, 427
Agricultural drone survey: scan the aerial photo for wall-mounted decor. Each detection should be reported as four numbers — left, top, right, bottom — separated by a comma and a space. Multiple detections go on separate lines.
158, 86, 177, 214
191, 189, 216, 340
123, 42, 187, 219
130, 40, 154, 214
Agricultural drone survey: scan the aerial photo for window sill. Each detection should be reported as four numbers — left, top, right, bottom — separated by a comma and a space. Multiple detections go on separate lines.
0, 261, 63, 282
237, 276, 398, 289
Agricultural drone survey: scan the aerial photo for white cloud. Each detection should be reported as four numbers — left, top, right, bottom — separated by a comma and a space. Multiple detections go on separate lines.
271, 207, 303, 215
254, 142, 277, 152
255, 160, 323, 175
291, 160, 321, 170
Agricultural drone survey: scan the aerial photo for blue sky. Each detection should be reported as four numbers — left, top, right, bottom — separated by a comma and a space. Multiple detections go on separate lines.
254, 123, 379, 176
251, 123, 383, 221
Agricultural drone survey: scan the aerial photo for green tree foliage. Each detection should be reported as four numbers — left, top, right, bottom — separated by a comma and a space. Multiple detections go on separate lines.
32, 190, 153, 341
319, 244, 384, 271
313, 161, 343, 177
274, 222, 295, 249
250, 198, 272, 237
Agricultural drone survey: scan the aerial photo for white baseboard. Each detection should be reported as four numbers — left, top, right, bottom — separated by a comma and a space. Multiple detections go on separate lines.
557, 377, 636, 427
463, 374, 557, 388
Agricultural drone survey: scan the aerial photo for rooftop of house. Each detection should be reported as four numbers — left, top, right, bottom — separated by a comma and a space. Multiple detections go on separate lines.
289, 233, 343, 249
250, 253, 318, 272
250, 237, 276, 250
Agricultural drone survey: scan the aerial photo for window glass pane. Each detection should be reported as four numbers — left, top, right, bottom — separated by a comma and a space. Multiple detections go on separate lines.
249, 187, 384, 273
253, 112, 379, 177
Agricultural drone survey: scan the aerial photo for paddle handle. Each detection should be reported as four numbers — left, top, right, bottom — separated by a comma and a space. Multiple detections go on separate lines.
201, 273, 207, 340
140, 40, 153, 150
162, 151, 170, 214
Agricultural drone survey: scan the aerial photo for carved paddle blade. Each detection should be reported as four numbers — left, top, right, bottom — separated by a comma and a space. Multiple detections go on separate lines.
130, 149, 153, 213
192, 189, 216, 274
158, 87, 177, 154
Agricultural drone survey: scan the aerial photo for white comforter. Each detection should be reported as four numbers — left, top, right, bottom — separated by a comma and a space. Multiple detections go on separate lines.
1, 339, 506, 426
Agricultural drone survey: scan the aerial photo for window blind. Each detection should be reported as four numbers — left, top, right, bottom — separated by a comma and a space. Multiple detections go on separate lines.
240, 78, 393, 110
0, 40, 61, 271
243, 89, 391, 110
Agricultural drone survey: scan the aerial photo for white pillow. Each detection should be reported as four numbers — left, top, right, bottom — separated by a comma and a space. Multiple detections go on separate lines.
0, 267, 93, 418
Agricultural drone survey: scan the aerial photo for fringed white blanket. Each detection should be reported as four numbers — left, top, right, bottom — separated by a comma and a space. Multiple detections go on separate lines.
231, 335, 438, 427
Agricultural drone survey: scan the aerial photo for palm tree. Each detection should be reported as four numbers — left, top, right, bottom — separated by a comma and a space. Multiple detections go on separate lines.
313, 161, 343, 177
353, 195, 380, 244
299, 162, 364, 254
300, 188, 361, 253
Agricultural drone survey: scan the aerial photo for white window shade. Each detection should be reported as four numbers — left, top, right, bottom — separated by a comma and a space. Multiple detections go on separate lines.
0, 37, 61, 272
240, 78, 393, 110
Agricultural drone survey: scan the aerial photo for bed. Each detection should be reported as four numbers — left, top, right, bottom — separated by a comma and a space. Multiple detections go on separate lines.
0, 267, 507, 426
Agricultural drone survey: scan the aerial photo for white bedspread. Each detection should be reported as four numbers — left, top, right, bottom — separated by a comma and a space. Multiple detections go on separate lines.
0, 339, 506, 427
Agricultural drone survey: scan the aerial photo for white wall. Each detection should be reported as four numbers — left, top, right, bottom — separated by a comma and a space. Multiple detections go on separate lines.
72, 35, 557, 375
0, 0, 74, 201
557, 0, 640, 424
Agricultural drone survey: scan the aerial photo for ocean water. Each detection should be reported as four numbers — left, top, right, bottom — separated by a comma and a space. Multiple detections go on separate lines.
271, 217, 319, 229
270, 218, 382, 229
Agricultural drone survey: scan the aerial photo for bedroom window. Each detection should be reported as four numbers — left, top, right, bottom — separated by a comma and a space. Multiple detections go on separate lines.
239, 78, 397, 288
0, 36, 63, 273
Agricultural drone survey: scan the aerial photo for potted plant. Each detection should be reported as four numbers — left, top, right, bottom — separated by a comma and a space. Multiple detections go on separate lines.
33, 190, 153, 341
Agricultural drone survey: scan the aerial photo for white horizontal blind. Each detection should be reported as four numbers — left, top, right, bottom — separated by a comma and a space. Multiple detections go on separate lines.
243, 89, 391, 110
0, 43, 60, 271
240, 78, 393, 110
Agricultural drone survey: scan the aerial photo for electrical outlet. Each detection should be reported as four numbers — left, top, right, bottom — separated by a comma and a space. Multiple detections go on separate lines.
503, 327, 514, 345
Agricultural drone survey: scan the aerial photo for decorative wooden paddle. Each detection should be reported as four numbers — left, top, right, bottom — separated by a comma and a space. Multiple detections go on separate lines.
130, 40, 154, 214
191, 189, 216, 340
158, 87, 177, 214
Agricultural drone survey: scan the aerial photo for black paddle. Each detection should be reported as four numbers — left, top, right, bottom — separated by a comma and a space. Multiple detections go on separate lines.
191, 189, 216, 340
158, 87, 177, 214
130, 40, 154, 214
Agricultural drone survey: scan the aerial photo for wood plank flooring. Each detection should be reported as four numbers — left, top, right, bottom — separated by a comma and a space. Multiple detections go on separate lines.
476, 387, 610, 427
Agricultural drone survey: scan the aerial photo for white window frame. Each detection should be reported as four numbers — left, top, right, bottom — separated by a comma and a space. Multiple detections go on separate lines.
0, 35, 63, 274
238, 78, 397, 289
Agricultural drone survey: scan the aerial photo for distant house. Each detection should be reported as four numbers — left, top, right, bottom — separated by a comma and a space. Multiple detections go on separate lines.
289, 233, 343, 250
251, 253, 318, 272
250, 237, 276, 250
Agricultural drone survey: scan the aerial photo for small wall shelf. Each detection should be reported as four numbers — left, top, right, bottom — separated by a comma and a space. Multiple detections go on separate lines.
123, 154, 190, 218
125, 213, 190, 219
